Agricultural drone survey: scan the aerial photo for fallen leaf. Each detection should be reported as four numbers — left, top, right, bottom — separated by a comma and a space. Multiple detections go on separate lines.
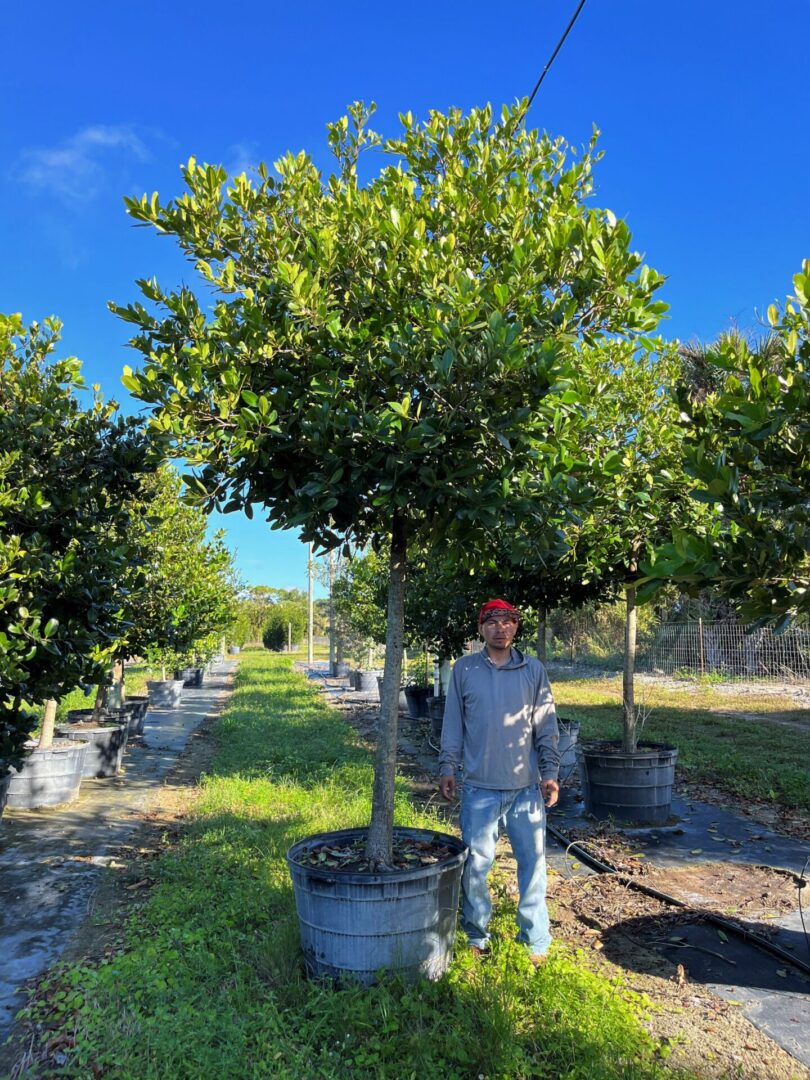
776, 969, 788, 978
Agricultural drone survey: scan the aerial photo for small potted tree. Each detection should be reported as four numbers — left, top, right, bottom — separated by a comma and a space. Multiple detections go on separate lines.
564, 343, 707, 824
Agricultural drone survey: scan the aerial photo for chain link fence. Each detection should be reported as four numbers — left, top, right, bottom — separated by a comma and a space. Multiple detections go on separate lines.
639, 620, 810, 681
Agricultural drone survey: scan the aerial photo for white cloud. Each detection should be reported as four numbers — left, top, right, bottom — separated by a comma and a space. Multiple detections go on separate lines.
16, 125, 151, 203
225, 141, 261, 178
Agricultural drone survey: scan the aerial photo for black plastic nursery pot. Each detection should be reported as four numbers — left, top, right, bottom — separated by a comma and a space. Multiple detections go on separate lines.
287, 826, 468, 986
55, 722, 128, 779
577, 741, 679, 825
6, 741, 88, 809
175, 667, 204, 689
121, 696, 149, 736
428, 696, 446, 742
403, 685, 430, 720
355, 671, 380, 693
146, 679, 184, 709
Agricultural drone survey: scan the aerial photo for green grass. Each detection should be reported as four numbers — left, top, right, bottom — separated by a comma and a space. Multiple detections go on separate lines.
553, 674, 810, 812
14, 653, 688, 1079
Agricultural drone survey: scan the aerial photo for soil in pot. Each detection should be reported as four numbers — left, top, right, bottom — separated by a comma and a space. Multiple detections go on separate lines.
55, 722, 128, 779
5, 741, 88, 809
287, 826, 467, 985
577, 740, 678, 826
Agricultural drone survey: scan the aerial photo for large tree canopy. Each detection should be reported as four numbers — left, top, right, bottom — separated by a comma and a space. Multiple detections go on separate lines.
642, 264, 810, 626
0, 314, 149, 771
114, 102, 666, 863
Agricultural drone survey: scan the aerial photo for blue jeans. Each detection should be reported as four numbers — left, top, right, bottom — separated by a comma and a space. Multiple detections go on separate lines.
459, 782, 551, 955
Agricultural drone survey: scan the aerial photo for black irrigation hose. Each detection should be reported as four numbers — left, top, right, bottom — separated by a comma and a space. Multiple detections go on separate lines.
546, 821, 810, 980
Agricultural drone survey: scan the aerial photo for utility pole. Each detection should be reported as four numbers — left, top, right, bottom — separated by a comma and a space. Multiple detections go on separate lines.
307, 542, 314, 665
328, 549, 336, 676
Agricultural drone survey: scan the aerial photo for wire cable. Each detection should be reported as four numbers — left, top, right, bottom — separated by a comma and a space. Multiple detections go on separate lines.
523, 0, 590, 114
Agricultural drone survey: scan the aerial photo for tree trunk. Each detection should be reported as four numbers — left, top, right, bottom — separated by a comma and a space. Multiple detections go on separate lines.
92, 680, 107, 722
37, 699, 58, 751
536, 605, 547, 663
623, 583, 638, 752
366, 511, 407, 869
107, 659, 125, 708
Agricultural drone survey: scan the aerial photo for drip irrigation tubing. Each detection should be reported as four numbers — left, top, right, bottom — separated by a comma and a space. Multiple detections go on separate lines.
545, 821, 810, 979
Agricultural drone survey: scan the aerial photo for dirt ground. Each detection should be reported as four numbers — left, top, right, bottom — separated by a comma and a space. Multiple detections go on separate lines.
338, 697, 810, 1080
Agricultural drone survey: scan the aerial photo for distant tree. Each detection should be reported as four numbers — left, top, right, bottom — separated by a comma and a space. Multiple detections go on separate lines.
262, 597, 307, 651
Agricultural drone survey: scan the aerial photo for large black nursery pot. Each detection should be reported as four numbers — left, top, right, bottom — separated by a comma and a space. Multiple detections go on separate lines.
577, 741, 678, 825
146, 678, 184, 709
287, 826, 467, 986
428, 695, 446, 743
56, 721, 128, 779
6, 740, 88, 809
121, 696, 150, 736
175, 666, 204, 689
403, 685, 430, 720
355, 670, 380, 693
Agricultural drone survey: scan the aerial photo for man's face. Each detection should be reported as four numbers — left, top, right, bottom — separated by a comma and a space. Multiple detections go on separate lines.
480, 613, 518, 651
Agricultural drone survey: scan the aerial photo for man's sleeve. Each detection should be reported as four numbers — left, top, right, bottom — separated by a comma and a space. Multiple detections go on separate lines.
438, 663, 464, 778
533, 663, 560, 782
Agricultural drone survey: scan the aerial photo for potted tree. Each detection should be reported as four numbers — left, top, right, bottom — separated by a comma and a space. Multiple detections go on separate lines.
116, 102, 665, 981
563, 343, 709, 824
0, 314, 149, 809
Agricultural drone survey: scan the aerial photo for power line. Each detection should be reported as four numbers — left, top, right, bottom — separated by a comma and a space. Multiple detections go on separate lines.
524, 0, 590, 113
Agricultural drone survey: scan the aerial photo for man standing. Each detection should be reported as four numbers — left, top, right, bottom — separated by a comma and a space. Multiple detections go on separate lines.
439, 599, 560, 965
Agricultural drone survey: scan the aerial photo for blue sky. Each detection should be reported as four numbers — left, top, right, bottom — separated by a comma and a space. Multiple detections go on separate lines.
2, 1, 807, 595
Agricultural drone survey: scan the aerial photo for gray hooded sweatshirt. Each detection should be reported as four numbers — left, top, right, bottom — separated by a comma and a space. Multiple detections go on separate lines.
439, 646, 560, 789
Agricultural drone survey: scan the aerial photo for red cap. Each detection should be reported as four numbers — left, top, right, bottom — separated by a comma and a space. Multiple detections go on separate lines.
478, 599, 520, 626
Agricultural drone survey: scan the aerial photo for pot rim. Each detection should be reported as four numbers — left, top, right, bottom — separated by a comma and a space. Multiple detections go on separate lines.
578, 739, 678, 757
287, 825, 468, 886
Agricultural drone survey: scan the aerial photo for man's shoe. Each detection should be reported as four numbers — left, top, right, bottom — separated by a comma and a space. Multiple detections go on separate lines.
530, 953, 548, 969
469, 945, 488, 959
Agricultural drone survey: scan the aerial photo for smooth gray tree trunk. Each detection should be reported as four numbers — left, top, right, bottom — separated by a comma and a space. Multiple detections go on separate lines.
366, 511, 407, 869
37, 699, 58, 751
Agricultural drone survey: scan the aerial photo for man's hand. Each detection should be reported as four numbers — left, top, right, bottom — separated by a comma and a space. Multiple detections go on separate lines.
541, 779, 559, 808
439, 776, 457, 801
